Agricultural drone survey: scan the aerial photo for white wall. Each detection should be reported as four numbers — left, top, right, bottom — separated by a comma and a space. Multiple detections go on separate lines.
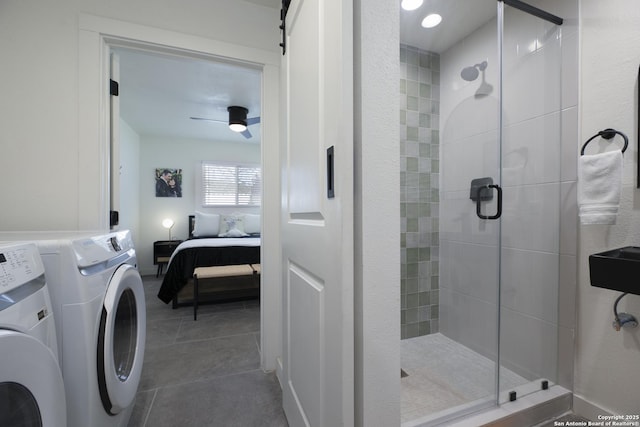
574, 0, 640, 417
439, 0, 579, 391
354, 0, 401, 425
136, 136, 260, 276
0, 0, 278, 231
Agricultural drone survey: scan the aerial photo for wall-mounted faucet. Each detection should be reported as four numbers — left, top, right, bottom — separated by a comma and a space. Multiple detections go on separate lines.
612, 292, 638, 331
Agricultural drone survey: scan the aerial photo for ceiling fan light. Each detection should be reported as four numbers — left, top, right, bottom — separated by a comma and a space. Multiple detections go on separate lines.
229, 123, 247, 132
228, 106, 248, 133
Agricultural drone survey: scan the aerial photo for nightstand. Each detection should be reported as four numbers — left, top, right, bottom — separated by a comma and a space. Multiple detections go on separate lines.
154, 240, 183, 277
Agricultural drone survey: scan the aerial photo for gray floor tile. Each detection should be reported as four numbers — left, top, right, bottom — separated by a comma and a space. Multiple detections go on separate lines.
129, 275, 286, 427
128, 389, 156, 427
188, 300, 250, 317
139, 333, 261, 391
176, 308, 260, 342
145, 317, 183, 350
143, 283, 185, 323
244, 299, 261, 308
145, 301, 182, 321
254, 333, 261, 355
144, 370, 288, 427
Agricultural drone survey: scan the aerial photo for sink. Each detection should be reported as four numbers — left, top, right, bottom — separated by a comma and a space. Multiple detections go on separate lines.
589, 247, 640, 295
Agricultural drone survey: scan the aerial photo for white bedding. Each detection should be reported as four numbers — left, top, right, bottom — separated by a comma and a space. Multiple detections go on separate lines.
169, 237, 261, 264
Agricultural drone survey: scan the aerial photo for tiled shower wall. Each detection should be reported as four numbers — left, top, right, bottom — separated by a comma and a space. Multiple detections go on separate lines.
400, 44, 440, 339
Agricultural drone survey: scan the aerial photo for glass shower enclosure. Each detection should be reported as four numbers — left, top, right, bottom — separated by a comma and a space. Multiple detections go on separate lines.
400, 0, 568, 424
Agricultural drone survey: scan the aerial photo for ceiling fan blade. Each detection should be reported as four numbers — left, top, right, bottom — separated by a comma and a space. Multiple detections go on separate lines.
191, 111, 258, 139
190, 116, 226, 124
246, 116, 261, 126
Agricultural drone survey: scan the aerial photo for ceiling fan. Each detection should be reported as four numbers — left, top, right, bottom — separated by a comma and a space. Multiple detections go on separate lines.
190, 106, 261, 139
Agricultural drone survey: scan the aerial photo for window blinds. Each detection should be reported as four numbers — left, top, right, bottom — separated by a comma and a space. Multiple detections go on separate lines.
201, 162, 261, 206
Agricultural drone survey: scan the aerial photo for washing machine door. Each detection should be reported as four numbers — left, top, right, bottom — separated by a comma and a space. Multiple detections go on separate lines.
0, 330, 66, 427
97, 263, 146, 415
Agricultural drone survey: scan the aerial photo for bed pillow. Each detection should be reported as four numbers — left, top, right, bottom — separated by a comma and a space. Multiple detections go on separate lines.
218, 214, 249, 237
192, 211, 220, 237
243, 214, 261, 235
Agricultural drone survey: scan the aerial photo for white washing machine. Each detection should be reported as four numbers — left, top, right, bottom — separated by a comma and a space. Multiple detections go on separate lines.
32, 230, 146, 427
0, 242, 66, 427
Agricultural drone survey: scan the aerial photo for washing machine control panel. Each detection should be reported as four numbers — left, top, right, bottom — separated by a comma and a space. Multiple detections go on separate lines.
0, 243, 45, 293
70, 231, 135, 268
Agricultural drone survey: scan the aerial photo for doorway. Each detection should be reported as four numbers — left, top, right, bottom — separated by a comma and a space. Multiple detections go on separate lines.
110, 45, 263, 276
77, 16, 282, 373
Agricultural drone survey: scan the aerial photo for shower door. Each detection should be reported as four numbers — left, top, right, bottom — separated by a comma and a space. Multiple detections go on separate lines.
497, 0, 563, 404
437, 0, 503, 417
421, 0, 564, 422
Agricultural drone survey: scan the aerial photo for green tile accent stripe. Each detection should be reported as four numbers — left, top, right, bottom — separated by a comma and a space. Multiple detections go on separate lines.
400, 44, 440, 340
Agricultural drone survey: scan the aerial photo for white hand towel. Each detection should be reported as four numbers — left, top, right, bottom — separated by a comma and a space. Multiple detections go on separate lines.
578, 150, 623, 225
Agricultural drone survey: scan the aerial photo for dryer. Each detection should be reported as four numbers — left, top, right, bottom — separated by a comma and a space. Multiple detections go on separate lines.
34, 230, 146, 427
0, 242, 66, 427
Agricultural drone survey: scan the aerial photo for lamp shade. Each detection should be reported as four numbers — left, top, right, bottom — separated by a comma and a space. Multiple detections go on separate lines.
162, 218, 174, 240
228, 106, 248, 132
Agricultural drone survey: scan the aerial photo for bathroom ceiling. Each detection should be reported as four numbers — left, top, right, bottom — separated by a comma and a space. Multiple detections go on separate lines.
116, 0, 497, 143
400, 0, 497, 53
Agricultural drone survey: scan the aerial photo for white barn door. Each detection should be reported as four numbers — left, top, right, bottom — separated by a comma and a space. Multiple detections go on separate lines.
280, 0, 354, 426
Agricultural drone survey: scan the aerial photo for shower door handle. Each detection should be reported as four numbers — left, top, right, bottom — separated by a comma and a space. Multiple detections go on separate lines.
476, 184, 502, 220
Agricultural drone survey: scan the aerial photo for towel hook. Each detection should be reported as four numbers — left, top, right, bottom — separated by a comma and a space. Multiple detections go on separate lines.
580, 128, 628, 155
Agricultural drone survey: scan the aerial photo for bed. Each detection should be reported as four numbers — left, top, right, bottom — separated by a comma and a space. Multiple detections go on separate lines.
157, 213, 261, 305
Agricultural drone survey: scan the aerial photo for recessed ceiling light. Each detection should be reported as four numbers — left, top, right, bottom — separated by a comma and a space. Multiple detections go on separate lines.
401, 0, 423, 11
421, 13, 442, 28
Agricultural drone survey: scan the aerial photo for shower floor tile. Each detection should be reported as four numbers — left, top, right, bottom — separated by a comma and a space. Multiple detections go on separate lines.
401, 333, 529, 424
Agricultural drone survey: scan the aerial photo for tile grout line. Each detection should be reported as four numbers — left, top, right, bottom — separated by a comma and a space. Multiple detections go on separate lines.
173, 330, 261, 346
141, 388, 158, 427
173, 317, 184, 345
173, 322, 260, 344
254, 332, 261, 357
149, 367, 269, 394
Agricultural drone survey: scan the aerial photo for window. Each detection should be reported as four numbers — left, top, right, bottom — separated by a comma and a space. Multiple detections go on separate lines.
201, 161, 261, 206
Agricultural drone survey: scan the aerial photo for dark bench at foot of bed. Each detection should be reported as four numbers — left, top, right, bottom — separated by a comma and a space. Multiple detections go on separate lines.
192, 264, 260, 320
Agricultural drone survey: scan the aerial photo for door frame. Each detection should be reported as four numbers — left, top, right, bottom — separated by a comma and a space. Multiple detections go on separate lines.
77, 13, 282, 372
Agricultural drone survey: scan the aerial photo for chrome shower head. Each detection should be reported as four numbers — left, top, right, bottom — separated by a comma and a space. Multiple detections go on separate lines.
460, 66, 479, 81
460, 61, 488, 82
